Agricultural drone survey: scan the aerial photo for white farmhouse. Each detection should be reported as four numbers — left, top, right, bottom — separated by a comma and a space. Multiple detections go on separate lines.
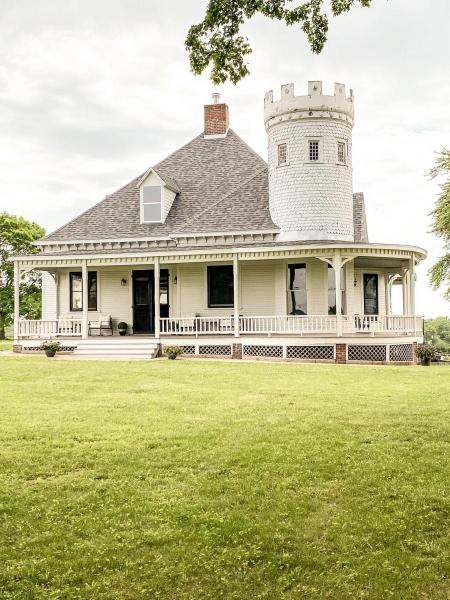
13, 81, 426, 363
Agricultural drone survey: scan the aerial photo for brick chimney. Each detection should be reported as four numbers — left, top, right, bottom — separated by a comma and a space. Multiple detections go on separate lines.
204, 93, 229, 137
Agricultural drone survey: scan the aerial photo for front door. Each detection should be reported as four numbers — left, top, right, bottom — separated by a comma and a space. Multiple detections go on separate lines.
132, 270, 154, 334
363, 273, 379, 315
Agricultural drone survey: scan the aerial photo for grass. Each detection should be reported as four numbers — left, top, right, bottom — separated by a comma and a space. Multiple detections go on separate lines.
0, 357, 449, 599
0, 338, 12, 351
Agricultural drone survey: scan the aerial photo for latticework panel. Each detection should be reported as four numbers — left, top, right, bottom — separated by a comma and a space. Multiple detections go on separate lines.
243, 345, 283, 358
180, 345, 195, 355
198, 345, 232, 356
389, 344, 413, 362
287, 345, 334, 360
348, 345, 386, 362
22, 345, 76, 353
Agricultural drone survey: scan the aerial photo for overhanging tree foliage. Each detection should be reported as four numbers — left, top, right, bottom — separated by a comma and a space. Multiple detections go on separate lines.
0, 213, 45, 339
429, 149, 450, 301
186, 0, 372, 84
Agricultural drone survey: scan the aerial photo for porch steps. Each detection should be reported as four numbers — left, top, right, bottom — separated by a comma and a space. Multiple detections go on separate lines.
73, 338, 160, 359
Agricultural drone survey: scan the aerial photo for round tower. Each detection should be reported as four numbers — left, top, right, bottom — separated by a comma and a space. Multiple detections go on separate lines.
264, 81, 355, 242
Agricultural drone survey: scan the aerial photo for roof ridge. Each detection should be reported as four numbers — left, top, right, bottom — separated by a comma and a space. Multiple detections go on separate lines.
228, 129, 267, 167
172, 166, 268, 233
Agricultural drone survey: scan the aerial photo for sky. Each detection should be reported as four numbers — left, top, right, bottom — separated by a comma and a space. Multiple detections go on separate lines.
0, 0, 449, 317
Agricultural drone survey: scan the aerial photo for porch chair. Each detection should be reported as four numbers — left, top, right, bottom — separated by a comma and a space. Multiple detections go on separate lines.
88, 314, 113, 336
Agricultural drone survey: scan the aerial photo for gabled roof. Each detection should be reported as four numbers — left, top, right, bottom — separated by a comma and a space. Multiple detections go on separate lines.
44, 129, 273, 241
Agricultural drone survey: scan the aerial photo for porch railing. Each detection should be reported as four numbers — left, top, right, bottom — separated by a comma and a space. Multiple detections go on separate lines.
239, 315, 337, 335
16, 315, 423, 339
160, 316, 234, 335
18, 318, 82, 338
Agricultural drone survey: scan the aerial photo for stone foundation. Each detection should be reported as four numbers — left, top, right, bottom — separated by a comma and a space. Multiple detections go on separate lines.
232, 343, 243, 359
13, 344, 22, 353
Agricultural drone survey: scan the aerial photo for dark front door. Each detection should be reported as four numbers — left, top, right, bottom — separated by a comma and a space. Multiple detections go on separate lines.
132, 271, 154, 333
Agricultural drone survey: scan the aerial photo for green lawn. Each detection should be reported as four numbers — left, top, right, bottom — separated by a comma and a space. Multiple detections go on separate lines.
0, 339, 12, 351
0, 357, 449, 599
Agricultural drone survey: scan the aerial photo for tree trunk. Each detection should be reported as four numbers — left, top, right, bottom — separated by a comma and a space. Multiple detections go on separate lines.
0, 321, 5, 340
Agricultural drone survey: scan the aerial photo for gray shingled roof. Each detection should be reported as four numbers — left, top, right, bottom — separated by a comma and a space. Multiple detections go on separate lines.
44, 128, 367, 243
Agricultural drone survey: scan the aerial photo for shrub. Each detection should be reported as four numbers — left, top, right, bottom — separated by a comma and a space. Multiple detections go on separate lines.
165, 345, 182, 360
415, 343, 437, 365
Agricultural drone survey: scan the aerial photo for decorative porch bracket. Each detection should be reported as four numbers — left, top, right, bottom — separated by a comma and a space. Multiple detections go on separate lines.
316, 252, 355, 337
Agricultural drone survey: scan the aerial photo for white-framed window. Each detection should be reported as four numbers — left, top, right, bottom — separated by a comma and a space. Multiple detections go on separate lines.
278, 142, 288, 166
141, 186, 162, 223
337, 141, 347, 164
308, 139, 320, 162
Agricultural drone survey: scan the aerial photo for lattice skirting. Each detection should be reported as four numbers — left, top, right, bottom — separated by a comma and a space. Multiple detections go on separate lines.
243, 345, 283, 358
180, 345, 195, 355
348, 345, 386, 362
22, 345, 77, 353
287, 345, 334, 360
198, 345, 232, 356
389, 344, 413, 362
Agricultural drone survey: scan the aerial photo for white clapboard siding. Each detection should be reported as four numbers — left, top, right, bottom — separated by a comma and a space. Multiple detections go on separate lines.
41, 272, 57, 320
240, 261, 277, 315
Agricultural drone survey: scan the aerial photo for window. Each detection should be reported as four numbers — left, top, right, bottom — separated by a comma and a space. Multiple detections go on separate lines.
308, 140, 319, 161
142, 185, 162, 223
363, 273, 379, 315
337, 141, 346, 164
70, 272, 98, 311
278, 143, 287, 166
288, 264, 307, 315
327, 265, 346, 315
207, 265, 234, 308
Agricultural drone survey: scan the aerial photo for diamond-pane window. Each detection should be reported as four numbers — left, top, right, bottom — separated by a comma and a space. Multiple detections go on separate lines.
278, 143, 287, 166
338, 141, 346, 164
309, 140, 319, 161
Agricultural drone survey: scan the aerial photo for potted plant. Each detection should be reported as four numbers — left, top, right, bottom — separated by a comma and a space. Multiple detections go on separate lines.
415, 343, 437, 366
40, 340, 62, 358
117, 322, 128, 336
165, 345, 182, 360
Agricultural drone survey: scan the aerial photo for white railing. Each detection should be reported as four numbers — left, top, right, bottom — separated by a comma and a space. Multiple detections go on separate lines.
18, 318, 82, 338
351, 315, 423, 335
239, 315, 337, 335
160, 316, 234, 335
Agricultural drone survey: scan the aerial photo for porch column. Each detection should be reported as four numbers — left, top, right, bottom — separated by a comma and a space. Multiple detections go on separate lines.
384, 274, 390, 315
13, 261, 20, 343
154, 257, 160, 338
409, 254, 416, 316
334, 250, 342, 337
402, 268, 409, 315
233, 254, 239, 337
81, 260, 88, 339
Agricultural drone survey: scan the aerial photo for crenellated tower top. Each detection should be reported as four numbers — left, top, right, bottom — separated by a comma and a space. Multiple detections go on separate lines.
264, 81, 354, 131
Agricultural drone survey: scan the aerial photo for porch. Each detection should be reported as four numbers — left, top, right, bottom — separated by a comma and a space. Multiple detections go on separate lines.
13, 242, 426, 352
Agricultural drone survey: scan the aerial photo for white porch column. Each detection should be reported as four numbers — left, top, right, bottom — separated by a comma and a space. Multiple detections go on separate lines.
154, 257, 160, 338
81, 260, 88, 339
409, 254, 416, 316
402, 268, 409, 315
233, 254, 240, 337
13, 261, 20, 343
384, 274, 390, 315
334, 250, 342, 337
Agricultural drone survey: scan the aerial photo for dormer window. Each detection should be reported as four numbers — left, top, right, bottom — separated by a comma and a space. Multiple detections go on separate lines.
142, 186, 162, 223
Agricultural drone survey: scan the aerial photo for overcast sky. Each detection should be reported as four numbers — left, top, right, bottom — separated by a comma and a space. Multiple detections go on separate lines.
1, 0, 449, 317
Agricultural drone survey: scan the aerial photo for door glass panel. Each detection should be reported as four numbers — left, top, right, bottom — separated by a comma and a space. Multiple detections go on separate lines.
364, 274, 379, 315
135, 280, 149, 306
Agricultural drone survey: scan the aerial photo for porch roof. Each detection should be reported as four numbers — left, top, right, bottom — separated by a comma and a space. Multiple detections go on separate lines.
13, 241, 427, 269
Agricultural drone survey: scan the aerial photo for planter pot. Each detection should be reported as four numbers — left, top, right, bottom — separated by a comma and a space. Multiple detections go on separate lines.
421, 358, 431, 366
118, 329, 127, 336
45, 349, 56, 357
